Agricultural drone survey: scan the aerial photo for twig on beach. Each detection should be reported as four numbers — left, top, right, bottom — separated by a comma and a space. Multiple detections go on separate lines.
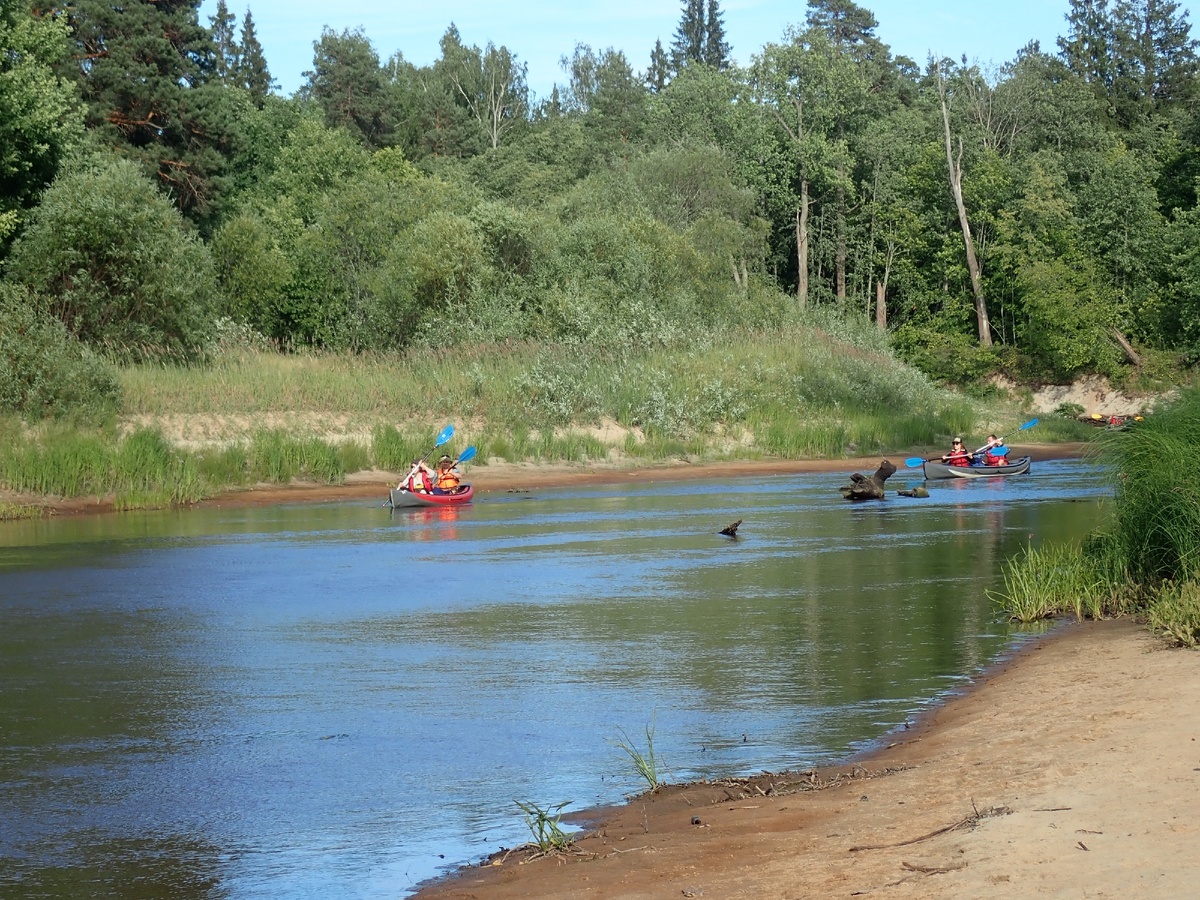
901, 861, 968, 874
850, 860, 969, 894
1033, 806, 1072, 811
848, 805, 1012, 852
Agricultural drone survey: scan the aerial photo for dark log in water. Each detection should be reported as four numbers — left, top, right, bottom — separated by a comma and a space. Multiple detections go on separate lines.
839, 460, 897, 501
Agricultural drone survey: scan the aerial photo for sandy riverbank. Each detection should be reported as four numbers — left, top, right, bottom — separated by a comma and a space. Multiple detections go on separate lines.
413, 619, 1199, 899
1, 441, 1088, 516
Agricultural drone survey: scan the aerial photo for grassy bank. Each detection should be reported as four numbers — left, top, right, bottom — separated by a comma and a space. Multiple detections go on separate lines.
993, 383, 1200, 645
2, 316, 1091, 515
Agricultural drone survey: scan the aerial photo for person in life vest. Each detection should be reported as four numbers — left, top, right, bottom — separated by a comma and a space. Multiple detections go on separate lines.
981, 434, 1009, 466
403, 459, 435, 493
941, 437, 971, 467
434, 455, 462, 493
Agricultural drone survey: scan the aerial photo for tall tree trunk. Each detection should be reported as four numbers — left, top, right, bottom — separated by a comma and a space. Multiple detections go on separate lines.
796, 179, 810, 310
875, 281, 887, 330
939, 71, 992, 347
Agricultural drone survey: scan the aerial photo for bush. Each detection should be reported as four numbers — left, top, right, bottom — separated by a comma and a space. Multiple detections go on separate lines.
890, 323, 998, 384
5, 155, 217, 362
0, 283, 120, 419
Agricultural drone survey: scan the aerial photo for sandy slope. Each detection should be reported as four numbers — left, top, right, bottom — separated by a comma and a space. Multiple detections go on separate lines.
414, 620, 1199, 899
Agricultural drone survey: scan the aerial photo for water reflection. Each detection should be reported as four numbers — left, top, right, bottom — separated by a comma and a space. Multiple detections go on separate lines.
0, 459, 1108, 897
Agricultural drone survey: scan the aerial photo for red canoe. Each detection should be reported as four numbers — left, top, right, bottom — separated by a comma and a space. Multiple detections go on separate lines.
388, 484, 474, 508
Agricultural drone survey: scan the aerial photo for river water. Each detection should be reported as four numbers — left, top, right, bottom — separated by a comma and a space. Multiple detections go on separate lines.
0, 459, 1108, 898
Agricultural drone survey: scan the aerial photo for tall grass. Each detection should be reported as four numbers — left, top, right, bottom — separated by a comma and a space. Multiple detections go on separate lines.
118, 322, 982, 461
1101, 389, 1200, 584
0, 420, 362, 509
993, 383, 1200, 645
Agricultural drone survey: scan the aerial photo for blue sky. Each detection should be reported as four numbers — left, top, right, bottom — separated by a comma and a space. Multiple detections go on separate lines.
200, 0, 1200, 99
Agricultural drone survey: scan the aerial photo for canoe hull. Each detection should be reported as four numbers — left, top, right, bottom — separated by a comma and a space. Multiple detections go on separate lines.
922, 456, 1031, 480
389, 484, 474, 508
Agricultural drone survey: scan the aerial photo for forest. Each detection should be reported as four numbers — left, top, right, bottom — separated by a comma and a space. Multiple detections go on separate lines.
3, 0, 1200, 423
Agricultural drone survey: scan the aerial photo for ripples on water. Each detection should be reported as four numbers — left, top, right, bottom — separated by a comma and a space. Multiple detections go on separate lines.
0, 459, 1108, 897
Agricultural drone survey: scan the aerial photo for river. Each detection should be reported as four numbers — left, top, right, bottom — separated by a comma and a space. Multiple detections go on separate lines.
0, 459, 1107, 898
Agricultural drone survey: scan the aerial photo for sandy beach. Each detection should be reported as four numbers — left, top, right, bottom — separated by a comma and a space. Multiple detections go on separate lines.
414, 620, 1199, 899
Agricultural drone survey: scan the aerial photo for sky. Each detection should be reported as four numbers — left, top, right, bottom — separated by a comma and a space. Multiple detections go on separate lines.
198, 0, 1200, 99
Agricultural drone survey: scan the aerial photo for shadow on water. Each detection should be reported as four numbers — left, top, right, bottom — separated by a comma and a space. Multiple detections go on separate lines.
0, 459, 1108, 897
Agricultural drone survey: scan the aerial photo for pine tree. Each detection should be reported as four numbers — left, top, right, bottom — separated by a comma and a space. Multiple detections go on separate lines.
1058, 0, 1118, 91
237, 8, 275, 104
56, 0, 233, 221
670, 0, 731, 72
670, 0, 705, 70
805, 0, 880, 53
702, 0, 731, 69
209, 0, 238, 84
646, 38, 671, 91
1115, 0, 1199, 108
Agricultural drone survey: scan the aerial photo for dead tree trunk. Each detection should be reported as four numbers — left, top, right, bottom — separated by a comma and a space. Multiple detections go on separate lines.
1112, 328, 1141, 367
796, 179, 810, 310
839, 460, 898, 501
938, 64, 992, 348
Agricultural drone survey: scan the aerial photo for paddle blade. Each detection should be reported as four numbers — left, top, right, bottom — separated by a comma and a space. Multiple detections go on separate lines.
1020, 418, 1039, 430
904, 457, 927, 468
456, 445, 477, 465
434, 424, 454, 446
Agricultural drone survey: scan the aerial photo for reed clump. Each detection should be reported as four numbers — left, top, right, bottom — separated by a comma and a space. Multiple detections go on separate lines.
513, 800, 575, 852
993, 384, 1200, 645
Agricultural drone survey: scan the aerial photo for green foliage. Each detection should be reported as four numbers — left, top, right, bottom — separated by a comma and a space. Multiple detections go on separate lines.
0, 284, 120, 419
5, 155, 217, 362
0, 0, 85, 247
890, 323, 998, 384
1146, 581, 1200, 648
1014, 256, 1121, 379
513, 800, 575, 852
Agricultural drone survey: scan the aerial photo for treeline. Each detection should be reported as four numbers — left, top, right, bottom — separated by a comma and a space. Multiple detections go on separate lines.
3, 0, 1200, 419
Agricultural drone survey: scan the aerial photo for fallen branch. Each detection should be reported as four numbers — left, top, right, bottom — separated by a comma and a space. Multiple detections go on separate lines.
849, 805, 1012, 852
901, 860, 968, 874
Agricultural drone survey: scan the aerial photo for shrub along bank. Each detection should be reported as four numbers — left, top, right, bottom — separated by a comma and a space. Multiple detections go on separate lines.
994, 383, 1200, 645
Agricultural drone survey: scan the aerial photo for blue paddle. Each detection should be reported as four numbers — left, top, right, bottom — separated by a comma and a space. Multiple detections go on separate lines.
904, 418, 1040, 468
454, 445, 477, 466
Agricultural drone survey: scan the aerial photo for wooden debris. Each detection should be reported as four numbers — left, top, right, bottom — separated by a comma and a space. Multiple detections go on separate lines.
848, 805, 1012, 851
719, 519, 742, 537
839, 460, 897, 501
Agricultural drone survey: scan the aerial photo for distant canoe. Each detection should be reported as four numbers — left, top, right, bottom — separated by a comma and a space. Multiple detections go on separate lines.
922, 457, 1031, 480
388, 484, 474, 508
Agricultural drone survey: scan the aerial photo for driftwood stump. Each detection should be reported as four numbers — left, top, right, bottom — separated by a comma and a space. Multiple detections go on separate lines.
839, 460, 897, 501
